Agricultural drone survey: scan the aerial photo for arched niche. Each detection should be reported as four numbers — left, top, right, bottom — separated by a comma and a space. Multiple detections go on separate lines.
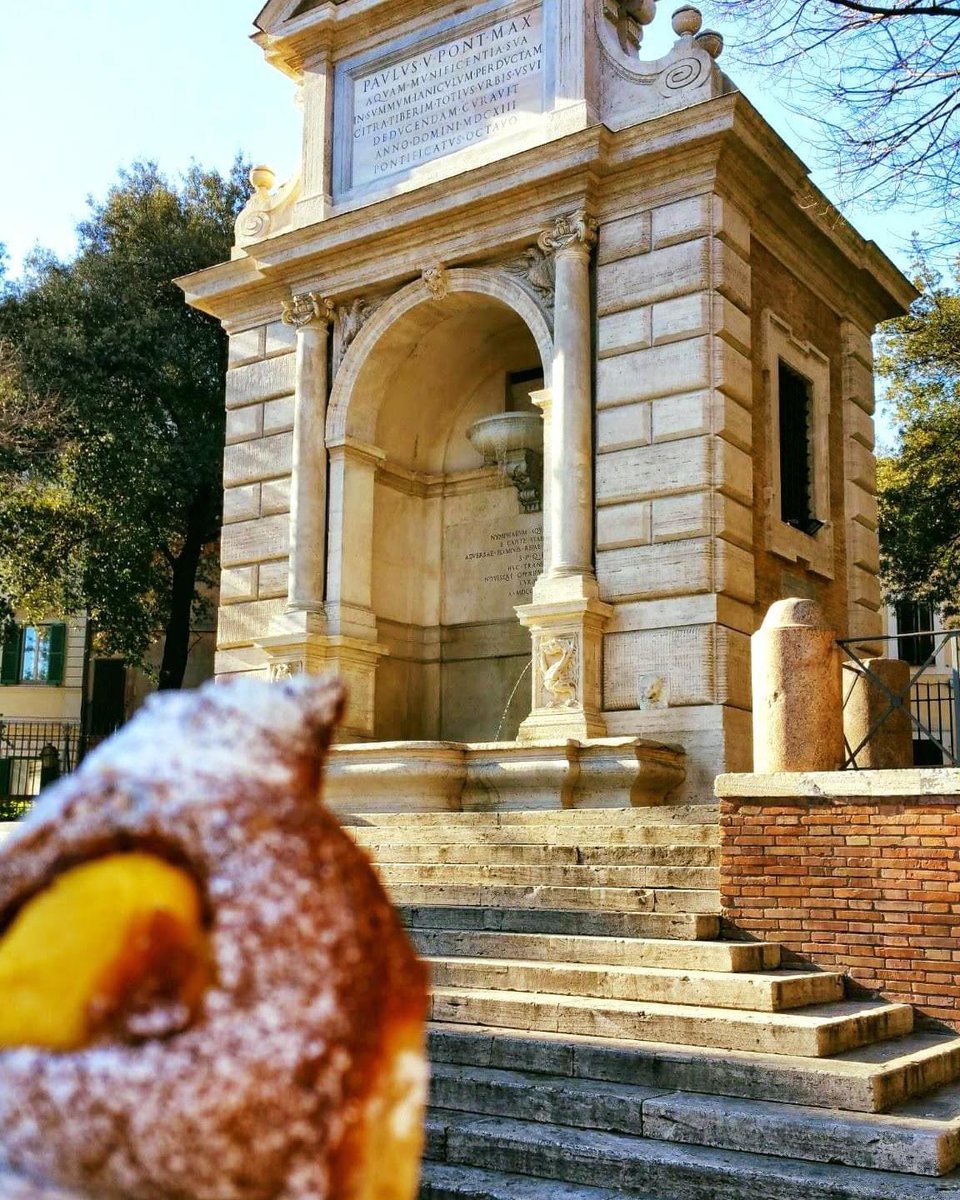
325, 270, 554, 742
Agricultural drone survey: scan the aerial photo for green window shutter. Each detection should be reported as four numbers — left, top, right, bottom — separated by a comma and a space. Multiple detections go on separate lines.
0, 628, 23, 685
45, 624, 66, 686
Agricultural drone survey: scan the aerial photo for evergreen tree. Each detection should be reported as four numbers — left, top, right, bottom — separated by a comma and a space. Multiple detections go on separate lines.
0, 160, 248, 688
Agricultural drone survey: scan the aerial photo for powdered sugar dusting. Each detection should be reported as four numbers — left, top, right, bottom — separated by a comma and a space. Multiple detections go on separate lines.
0, 675, 429, 1199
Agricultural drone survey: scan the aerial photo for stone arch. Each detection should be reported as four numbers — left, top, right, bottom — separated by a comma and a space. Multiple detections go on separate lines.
322, 266, 553, 742
326, 267, 554, 445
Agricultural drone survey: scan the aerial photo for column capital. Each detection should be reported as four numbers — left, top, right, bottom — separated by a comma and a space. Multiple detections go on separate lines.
538, 209, 599, 256
282, 291, 335, 330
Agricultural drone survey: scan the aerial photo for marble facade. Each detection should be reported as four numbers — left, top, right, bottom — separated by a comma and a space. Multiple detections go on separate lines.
180, 0, 914, 800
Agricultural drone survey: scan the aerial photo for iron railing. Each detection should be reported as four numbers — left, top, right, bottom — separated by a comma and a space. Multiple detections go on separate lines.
0, 719, 86, 820
837, 629, 960, 769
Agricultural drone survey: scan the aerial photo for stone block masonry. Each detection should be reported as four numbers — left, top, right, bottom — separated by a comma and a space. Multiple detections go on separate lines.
717, 770, 960, 1029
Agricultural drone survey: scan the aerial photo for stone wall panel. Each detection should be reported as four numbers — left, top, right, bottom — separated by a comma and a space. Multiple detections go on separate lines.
223, 432, 294, 487
263, 394, 296, 434
651, 195, 714, 249
598, 239, 711, 314
597, 500, 652, 551
257, 559, 290, 599
220, 513, 290, 567
223, 484, 261, 525
261, 477, 293, 515
651, 293, 711, 346
597, 438, 712, 505
598, 211, 652, 265
221, 566, 258, 605
598, 307, 652, 358
596, 402, 651, 452
597, 338, 711, 408
604, 625, 716, 708
226, 404, 264, 445
264, 320, 297, 357
228, 327, 264, 366
225, 355, 296, 410
598, 539, 715, 601
217, 598, 288, 649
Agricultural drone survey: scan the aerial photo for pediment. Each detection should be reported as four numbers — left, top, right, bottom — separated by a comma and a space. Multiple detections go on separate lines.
254, 0, 304, 35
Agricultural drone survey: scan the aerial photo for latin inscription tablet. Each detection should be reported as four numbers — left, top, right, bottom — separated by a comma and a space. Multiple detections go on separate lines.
349, 7, 545, 192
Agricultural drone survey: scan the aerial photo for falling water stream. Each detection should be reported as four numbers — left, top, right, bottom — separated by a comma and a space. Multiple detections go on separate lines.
493, 660, 532, 743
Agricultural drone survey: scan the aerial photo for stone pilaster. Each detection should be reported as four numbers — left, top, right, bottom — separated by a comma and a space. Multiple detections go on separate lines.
518, 210, 612, 741
256, 619, 384, 742
281, 291, 334, 615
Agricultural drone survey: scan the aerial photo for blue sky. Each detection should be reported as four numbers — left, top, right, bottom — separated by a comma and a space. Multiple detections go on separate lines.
0, 0, 929, 284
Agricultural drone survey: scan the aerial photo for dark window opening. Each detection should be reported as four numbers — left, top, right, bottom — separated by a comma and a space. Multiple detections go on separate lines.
895, 599, 936, 667
778, 360, 823, 536
506, 368, 544, 414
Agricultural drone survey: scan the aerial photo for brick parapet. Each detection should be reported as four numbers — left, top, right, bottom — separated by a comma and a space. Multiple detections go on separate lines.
717, 770, 960, 1029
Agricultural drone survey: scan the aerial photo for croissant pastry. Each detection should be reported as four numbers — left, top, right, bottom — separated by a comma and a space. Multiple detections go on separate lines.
0, 675, 429, 1200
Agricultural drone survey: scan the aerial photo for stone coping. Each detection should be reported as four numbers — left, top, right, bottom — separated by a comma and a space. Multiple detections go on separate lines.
330, 737, 685, 754
716, 768, 960, 803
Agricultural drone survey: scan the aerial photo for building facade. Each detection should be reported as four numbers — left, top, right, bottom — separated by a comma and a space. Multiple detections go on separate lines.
180, 0, 914, 798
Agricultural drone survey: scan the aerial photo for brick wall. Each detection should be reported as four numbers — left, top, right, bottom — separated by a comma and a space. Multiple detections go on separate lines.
719, 777, 960, 1029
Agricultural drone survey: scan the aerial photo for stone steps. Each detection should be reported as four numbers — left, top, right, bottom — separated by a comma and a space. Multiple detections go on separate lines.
429, 1063, 960, 1176
428, 1024, 960, 1114
425, 955, 842, 1011
354, 822, 719, 846
378, 862, 718, 889
389, 884, 718, 912
353, 804, 960, 1194
420, 1161, 639, 1200
410, 927, 778, 970
367, 842, 718, 865
429, 988, 913, 1057
402, 905, 720, 940
432, 1022, 960, 1113
350, 806, 719, 826
425, 1111, 960, 1198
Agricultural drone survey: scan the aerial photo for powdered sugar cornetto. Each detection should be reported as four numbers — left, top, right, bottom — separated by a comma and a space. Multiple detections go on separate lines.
0, 676, 429, 1199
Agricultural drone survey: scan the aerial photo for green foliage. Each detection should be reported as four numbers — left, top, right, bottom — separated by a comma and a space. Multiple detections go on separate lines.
877, 256, 960, 617
0, 160, 249, 684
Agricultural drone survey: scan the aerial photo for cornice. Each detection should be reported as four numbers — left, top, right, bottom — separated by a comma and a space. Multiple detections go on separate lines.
253, 0, 475, 77
714, 95, 917, 323
179, 90, 914, 328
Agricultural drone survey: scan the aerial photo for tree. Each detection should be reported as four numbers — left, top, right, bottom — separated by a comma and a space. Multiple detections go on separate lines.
709, 0, 960, 230
876, 255, 960, 617
0, 160, 249, 688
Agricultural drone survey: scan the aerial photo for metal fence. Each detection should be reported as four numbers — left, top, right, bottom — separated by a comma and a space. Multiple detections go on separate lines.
0, 719, 86, 820
837, 629, 960, 769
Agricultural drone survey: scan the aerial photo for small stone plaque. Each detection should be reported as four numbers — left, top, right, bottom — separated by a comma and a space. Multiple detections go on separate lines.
338, 5, 546, 194
443, 492, 543, 625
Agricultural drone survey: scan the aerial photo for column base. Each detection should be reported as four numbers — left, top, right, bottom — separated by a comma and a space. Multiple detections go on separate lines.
256, 620, 387, 741
515, 587, 612, 743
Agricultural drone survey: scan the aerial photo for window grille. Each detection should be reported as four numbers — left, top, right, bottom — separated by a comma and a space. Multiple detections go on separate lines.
778, 360, 821, 535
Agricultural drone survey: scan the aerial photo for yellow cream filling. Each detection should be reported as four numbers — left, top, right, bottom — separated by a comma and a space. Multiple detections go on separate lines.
0, 852, 206, 1050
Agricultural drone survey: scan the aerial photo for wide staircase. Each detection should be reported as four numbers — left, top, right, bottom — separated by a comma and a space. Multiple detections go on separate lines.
347, 806, 960, 1200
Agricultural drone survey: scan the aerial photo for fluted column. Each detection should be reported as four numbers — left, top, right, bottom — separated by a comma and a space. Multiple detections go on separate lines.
281, 291, 334, 614
538, 210, 598, 583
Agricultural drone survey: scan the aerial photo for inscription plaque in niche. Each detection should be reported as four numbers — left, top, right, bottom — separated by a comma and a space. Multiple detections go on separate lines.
464, 525, 544, 600
348, 7, 545, 191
